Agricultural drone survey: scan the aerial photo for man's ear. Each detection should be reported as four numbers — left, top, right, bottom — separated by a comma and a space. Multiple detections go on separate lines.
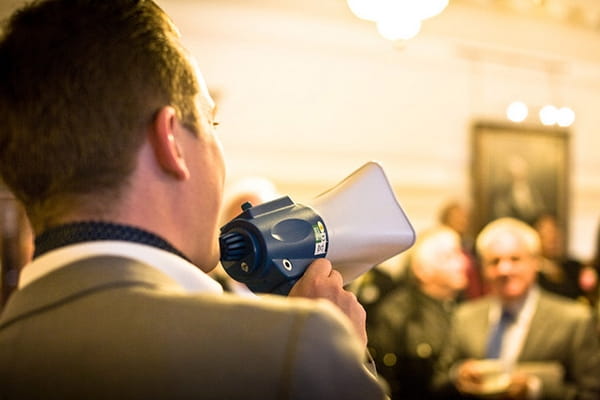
149, 106, 190, 180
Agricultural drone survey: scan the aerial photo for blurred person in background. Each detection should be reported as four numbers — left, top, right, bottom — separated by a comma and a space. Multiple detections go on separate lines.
349, 254, 408, 336
0, 195, 32, 308
586, 218, 600, 320
439, 200, 487, 299
533, 213, 588, 303
433, 217, 600, 400
368, 225, 468, 399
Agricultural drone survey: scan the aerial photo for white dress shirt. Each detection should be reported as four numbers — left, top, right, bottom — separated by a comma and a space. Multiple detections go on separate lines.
488, 286, 542, 399
18, 241, 223, 294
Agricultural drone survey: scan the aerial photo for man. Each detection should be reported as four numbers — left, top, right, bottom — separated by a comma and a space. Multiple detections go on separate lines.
533, 213, 587, 301
438, 200, 487, 299
368, 226, 469, 399
433, 217, 600, 399
0, 1, 385, 398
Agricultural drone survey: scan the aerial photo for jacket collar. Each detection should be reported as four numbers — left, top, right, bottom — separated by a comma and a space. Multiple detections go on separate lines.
1, 255, 184, 330
19, 241, 223, 293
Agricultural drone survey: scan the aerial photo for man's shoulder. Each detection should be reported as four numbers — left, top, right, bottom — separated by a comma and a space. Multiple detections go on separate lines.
455, 296, 491, 318
148, 287, 333, 314
374, 285, 417, 319
155, 289, 357, 337
537, 290, 593, 320
379, 284, 413, 306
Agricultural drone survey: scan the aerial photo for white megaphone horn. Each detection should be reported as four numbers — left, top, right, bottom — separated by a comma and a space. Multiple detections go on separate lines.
310, 161, 416, 284
219, 161, 416, 295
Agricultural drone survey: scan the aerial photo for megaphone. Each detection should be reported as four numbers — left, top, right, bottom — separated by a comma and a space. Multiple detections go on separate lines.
218, 161, 415, 295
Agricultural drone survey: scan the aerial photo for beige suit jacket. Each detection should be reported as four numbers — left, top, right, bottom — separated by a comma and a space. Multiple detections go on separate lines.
434, 290, 600, 400
0, 256, 385, 399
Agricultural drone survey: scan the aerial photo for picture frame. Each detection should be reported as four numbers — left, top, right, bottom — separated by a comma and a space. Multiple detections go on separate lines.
471, 122, 569, 238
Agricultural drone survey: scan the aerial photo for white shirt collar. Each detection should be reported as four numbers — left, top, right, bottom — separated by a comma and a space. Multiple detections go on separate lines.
488, 285, 540, 364
489, 285, 539, 317
19, 241, 223, 294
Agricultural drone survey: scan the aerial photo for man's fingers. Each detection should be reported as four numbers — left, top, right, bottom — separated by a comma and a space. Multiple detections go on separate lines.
300, 258, 332, 280
328, 268, 344, 286
288, 258, 367, 347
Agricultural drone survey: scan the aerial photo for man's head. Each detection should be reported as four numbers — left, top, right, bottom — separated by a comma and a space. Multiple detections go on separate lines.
0, 0, 209, 232
0, 0, 226, 270
409, 226, 468, 300
438, 201, 471, 238
476, 217, 540, 304
533, 213, 564, 260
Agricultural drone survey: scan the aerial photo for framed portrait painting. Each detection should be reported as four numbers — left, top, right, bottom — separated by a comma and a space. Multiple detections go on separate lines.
471, 122, 569, 236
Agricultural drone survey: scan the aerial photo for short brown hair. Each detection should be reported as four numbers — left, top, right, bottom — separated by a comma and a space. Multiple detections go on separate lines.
0, 0, 200, 231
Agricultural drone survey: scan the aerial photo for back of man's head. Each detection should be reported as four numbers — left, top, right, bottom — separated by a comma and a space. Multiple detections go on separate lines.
409, 226, 468, 299
438, 200, 470, 236
0, 0, 199, 231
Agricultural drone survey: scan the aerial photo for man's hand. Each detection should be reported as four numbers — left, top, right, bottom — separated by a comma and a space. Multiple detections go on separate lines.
505, 372, 529, 400
456, 360, 529, 400
289, 258, 367, 347
455, 359, 486, 395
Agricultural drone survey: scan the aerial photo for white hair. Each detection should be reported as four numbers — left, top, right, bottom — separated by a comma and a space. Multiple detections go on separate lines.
410, 225, 460, 275
476, 217, 541, 257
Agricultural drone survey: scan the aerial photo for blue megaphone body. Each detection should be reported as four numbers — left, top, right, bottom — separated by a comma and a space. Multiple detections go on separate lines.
218, 161, 415, 295
219, 196, 329, 295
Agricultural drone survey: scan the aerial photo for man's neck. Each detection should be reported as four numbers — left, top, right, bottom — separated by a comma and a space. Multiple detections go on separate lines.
499, 288, 532, 313
33, 220, 190, 262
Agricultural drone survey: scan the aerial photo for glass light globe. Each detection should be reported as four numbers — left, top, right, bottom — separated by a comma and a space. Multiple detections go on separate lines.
539, 105, 558, 126
376, 16, 422, 41
347, 0, 387, 22
556, 107, 575, 127
506, 101, 528, 122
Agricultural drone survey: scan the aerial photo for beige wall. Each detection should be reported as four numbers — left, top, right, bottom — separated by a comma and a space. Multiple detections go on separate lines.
0, 0, 598, 259
160, 0, 599, 260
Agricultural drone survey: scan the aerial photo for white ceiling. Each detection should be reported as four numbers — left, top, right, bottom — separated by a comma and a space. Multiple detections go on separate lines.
460, 0, 600, 31
1, 0, 599, 66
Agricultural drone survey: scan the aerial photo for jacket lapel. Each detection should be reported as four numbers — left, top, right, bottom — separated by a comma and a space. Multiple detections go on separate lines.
516, 293, 548, 361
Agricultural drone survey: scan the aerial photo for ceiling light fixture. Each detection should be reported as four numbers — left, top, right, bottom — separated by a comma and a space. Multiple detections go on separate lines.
347, 0, 449, 41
